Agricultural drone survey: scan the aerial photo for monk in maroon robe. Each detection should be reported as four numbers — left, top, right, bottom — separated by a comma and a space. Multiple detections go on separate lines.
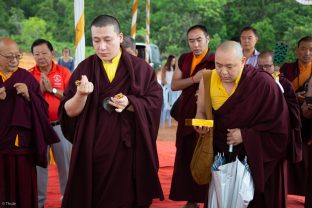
0, 38, 59, 208
195, 41, 290, 208
301, 77, 312, 208
59, 15, 163, 208
170, 25, 215, 207
257, 51, 302, 163
280, 36, 312, 198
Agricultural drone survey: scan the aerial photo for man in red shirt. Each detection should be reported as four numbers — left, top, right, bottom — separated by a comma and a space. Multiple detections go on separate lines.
29, 39, 71, 208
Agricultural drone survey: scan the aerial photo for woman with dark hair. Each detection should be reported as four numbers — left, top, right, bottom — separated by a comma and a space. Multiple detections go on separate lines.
161, 55, 176, 86
58, 48, 75, 72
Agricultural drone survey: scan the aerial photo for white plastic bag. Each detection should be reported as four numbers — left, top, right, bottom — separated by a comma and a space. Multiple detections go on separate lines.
208, 157, 254, 208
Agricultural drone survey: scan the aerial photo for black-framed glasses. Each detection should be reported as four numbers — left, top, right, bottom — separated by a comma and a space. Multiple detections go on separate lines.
0, 53, 23, 61
257, 64, 274, 70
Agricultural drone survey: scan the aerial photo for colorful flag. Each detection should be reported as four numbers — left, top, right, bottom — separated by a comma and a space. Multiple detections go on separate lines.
74, 0, 85, 68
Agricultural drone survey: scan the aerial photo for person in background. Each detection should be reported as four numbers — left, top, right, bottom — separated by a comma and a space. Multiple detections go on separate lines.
59, 15, 163, 208
195, 41, 290, 208
121, 35, 138, 56
280, 36, 312, 201
170, 24, 215, 208
257, 51, 302, 163
0, 37, 59, 208
58, 47, 75, 73
240, 26, 260, 67
301, 76, 312, 208
161, 55, 175, 86
29, 39, 72, 208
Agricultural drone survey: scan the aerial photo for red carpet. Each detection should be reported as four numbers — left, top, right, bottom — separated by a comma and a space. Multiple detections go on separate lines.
45, 141, 305, 208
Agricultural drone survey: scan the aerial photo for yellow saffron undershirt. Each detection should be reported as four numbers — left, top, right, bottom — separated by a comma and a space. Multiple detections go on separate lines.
102, 50, 122, 83
0, 69, 20, 146
190, 48, 208, 76
291, 62, 311, 91
210, 69, 243, 110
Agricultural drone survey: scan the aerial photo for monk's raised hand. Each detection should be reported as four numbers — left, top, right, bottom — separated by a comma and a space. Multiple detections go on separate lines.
194, 126, 210, 134
109, 93, 130, 113
0, 87, 6, 100
226, 128, 242, 146
14, 83, 30, 101
76, 75, 94, 96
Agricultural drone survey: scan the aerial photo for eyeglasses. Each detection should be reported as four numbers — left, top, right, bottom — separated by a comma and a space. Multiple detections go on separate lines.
0, 53, 23, 61
257, 64, 274, 70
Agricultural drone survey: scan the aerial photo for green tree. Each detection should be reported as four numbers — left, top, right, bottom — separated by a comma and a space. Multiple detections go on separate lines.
252, 18, 276, 52
283, 24, 312, 62
1, 0, 311, 58
15, 17, 53, 52
7, 7, 25, 35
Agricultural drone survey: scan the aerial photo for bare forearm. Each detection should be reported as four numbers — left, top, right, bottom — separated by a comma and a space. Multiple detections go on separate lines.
64, 93, 88, 117
171, 76, 194, 91
195, 111, 206, 119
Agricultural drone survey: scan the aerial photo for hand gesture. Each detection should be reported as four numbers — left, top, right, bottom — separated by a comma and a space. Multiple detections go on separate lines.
0, 87, 6, 100
76, 75, 94, 96
40, 73, 52, 93
14, 83, 30, 101
109, 93, 129, 113
227, 128, 242, 146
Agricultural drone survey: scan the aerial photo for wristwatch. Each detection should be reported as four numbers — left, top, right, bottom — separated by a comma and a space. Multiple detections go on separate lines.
52, 88, 57, 95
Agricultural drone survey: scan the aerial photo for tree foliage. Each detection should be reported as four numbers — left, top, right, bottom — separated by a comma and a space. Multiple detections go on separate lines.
1, 0, 311, 62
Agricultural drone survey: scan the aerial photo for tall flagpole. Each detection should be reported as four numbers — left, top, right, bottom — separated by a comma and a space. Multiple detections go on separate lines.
131, 0, 138, 39
145, 0, 150, 63
74, 0, 85, 68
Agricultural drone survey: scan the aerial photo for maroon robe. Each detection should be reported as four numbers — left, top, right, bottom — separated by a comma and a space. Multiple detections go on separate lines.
0, 68, 59, 208
169, 51, 215, 202
59, 50, 164, 208
279, 76, 302, 163
280, 62, 312, 196
212, 66, 290, 208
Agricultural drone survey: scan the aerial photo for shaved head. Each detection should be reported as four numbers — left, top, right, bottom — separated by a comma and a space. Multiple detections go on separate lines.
215, 41, 246, 83
216, 41, 244, 59
0, 38, 18, 51
257, 51, 274, 74
0, 37, 20, 73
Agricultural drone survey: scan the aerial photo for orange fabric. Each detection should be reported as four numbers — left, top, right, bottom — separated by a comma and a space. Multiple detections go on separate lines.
291, 62, 311, 91
50, 149, 56, 165
14, 134, 19, 147
0, 68, 18, 81
29, 62, 71, 121
190, 48, 208, 75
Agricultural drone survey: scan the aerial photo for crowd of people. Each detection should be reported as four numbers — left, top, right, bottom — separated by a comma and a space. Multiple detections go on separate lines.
0, 13, 311, 208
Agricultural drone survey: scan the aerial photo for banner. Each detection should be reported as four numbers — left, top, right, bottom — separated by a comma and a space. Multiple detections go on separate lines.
74, 0, 85, 68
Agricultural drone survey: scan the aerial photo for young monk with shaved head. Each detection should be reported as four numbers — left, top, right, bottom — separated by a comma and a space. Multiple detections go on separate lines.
59, 15, 163, 208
